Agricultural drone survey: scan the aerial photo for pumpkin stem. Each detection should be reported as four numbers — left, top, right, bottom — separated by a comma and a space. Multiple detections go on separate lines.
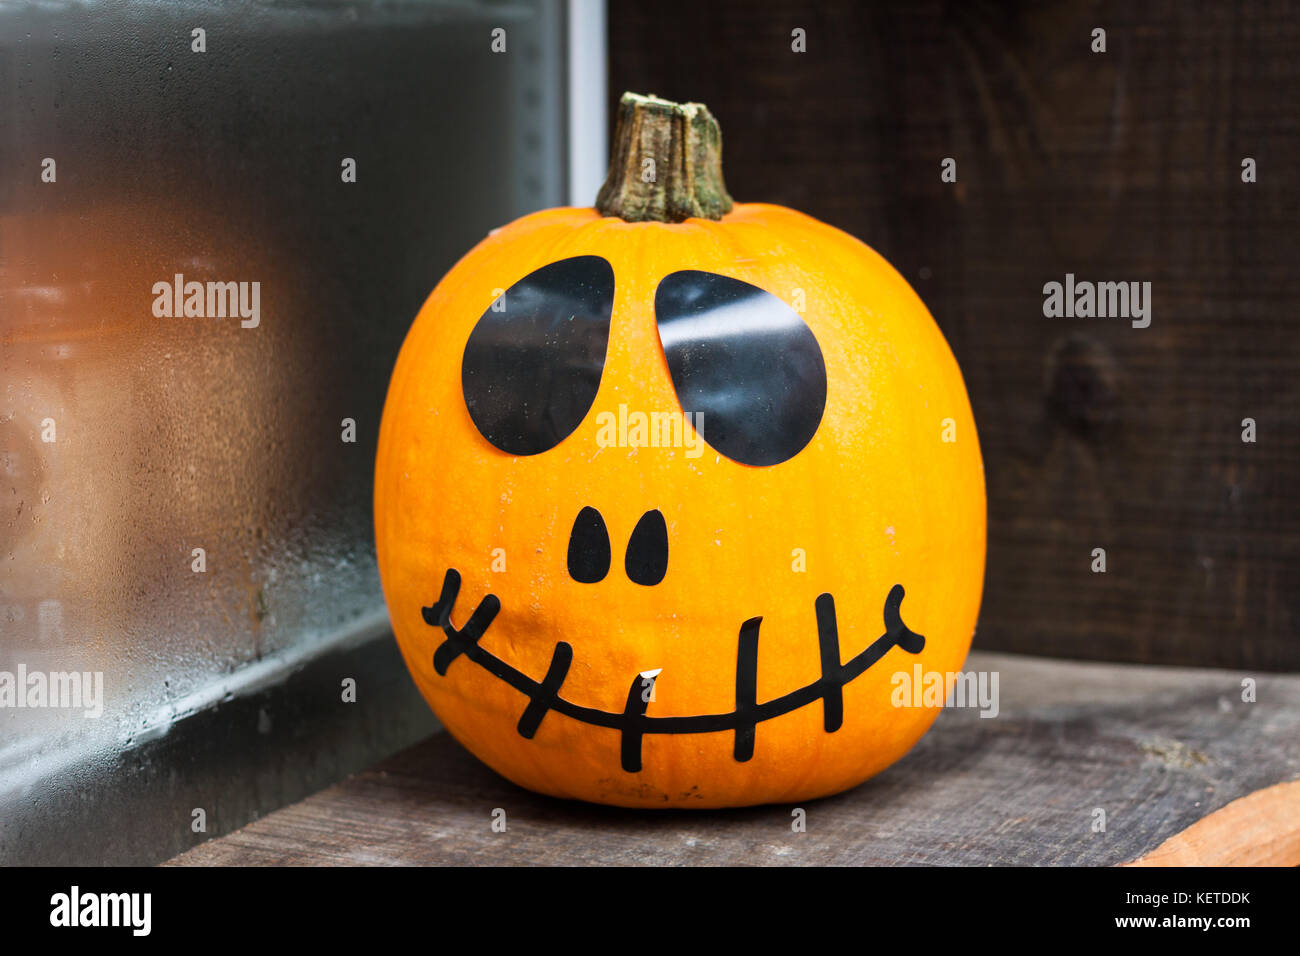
595, 92, 735, 223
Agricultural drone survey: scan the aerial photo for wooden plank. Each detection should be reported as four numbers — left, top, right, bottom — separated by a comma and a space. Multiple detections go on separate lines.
1124, 780, 1300, 865
607, 0, 1300, 670
166, 652, 1300, 866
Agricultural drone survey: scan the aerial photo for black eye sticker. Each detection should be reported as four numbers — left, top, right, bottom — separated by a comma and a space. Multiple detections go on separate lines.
462, 255, 615, 455
654, 271, 827, 467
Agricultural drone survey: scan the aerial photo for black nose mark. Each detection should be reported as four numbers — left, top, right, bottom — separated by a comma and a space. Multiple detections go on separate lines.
625, 509, 668, 586
567, 506, 611, 583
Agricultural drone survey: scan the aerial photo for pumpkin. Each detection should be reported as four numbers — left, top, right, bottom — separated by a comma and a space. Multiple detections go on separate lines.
375, 93, 985, 808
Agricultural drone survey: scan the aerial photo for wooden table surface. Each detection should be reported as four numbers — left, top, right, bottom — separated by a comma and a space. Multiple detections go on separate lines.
168, 651, 1300, 866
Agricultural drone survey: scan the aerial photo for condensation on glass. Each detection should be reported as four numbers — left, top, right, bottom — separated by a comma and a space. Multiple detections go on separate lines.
0, 0, 570, 863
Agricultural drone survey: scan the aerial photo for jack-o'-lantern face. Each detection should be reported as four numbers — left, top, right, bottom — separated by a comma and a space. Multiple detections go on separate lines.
375, 204, 985, 808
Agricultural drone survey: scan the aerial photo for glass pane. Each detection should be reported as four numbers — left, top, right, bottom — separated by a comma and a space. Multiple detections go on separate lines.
0, 0, 568, 863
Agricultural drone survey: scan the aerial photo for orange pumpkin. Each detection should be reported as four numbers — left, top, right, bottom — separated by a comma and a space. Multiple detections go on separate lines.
375, 93, 985, 808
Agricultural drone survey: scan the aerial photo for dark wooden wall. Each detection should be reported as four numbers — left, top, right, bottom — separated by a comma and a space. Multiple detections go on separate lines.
608, 0, 1300, 670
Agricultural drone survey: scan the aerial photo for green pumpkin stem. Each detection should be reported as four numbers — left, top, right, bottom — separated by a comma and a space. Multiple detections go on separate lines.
595, 92, 735, 223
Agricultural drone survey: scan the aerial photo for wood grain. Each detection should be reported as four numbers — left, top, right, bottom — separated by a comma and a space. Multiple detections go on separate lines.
607, 0, 1300, 670
1124, 779, 1300, 865
166, 652, 1300, 866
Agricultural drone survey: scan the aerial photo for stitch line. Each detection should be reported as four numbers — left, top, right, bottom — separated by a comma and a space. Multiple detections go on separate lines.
424, 568, 925, 772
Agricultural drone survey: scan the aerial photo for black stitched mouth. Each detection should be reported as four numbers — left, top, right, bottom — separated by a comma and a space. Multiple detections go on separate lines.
422, 568, 925, 773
